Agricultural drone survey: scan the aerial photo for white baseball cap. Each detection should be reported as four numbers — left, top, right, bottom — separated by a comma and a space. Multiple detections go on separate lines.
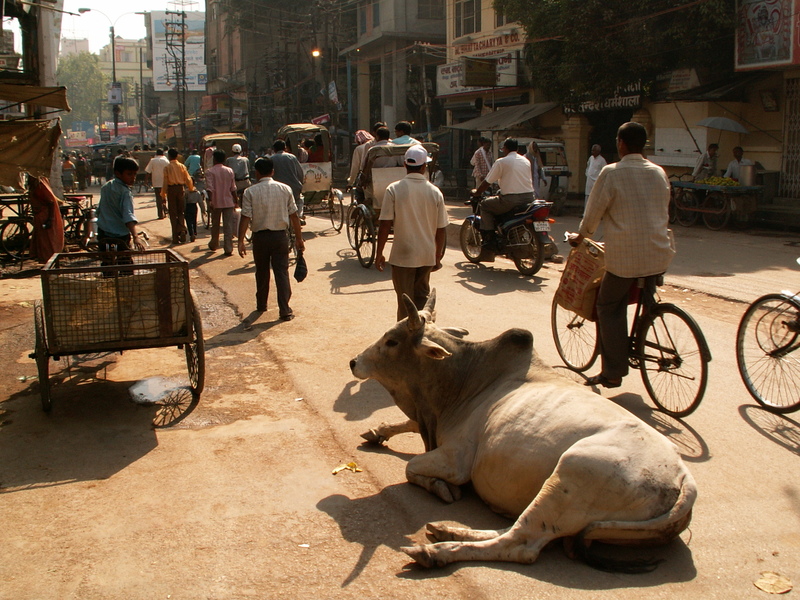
404, 145, 431, 166
232, 144, 242, 153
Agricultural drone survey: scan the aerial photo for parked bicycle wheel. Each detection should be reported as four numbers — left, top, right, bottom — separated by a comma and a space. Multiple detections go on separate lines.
702, 192, 730, 230
638, 303, 710, 418
329, 194, 344, 231
675, 190, 699, 227
353, 205, 376, 268
736, 293, 800, 413
1, 218, 31, 260
550, 297, 599, 372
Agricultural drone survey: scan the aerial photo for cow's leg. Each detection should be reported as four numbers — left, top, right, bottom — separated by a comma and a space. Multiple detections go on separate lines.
361, 419, 419, 445
426, 522, 511, 543
405, 446, 473, 503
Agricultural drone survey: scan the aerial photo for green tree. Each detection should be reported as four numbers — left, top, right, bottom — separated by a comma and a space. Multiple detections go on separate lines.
493, 0, 735, 106
56, 52, 109, 130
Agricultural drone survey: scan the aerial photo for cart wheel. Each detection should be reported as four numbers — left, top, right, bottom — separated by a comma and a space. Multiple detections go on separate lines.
34, 300, 52, 412
702, 192, 730, 230
675, 190, 698, 227
185, 291, 205, 396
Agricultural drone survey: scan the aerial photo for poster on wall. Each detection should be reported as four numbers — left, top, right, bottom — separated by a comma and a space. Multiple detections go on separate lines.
735, 0, 800, 70
151, 11, 207, 92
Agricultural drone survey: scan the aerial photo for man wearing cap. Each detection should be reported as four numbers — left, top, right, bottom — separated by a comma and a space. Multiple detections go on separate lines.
376, 145, 448, 321
471, 137, 535, 252
225, 143, 251, 201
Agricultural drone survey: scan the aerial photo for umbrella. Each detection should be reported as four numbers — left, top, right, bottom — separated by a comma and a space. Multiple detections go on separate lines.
696, 117, 749, 134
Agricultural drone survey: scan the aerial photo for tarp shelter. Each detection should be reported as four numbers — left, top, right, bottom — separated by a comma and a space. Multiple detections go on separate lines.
447, 102, 559, 131
0, 119, 62, 186
0, 84, 70, 113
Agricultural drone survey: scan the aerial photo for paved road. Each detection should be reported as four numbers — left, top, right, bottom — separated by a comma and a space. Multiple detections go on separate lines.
1, 189, 798, 598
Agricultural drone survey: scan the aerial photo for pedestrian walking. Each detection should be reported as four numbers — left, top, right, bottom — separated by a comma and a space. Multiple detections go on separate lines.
470, 137, 493, 189
225, 143, 251, 200
375, 145, 448, 321
237, 157, 305, 321
270, 139, 305, 223
145, 148, 169, 219
205, 149, 238, 256
585, 144, 607, 201
162, 148, 195, 245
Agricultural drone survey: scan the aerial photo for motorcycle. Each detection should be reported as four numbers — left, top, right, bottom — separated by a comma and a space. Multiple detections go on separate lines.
460, 193, 556, 276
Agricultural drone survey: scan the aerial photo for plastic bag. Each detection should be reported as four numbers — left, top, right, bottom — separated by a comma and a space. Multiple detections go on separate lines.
554, 239, 605, 321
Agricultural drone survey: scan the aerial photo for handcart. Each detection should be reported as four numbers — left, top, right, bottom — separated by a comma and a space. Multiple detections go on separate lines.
30, 249, 205, 411
671, 180, 762, 230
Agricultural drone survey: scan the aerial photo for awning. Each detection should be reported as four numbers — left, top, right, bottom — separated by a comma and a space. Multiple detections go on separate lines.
667, 73, 766, 102
0, 119, 62, 186
0, 84, 70, 112
446, 102, 559, 131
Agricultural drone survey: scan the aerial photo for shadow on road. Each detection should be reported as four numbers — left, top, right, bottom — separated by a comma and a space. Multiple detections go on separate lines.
739, 404, 800, 455
452, 260, 550, 296
333, 378, 394, 422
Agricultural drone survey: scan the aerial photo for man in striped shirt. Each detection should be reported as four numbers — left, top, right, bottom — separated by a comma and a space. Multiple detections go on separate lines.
570, 122, 675, 389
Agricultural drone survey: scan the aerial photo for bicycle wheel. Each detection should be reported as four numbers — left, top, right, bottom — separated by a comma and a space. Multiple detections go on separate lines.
736, 293, 800, 413
33, 300, 52, 411
185, 291, 205, 396
459, 220, 483, 263
329, 193, 344, 231
675, 190, 699, 227
75, 214, 97, 251
286, 224, 297, 259
551, 296, 599, 372
1, 219, 31, 260
353, 206, 376, 268
668, 194, 677, 224
702, 192, 730, 230
638, 303, 709, 418
346, 202, 359, 249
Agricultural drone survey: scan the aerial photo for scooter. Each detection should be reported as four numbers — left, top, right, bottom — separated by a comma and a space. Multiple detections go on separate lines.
460, 193, 556, 276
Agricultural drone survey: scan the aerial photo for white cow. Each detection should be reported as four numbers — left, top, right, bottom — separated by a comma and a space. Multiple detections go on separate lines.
349, 291, 697, 569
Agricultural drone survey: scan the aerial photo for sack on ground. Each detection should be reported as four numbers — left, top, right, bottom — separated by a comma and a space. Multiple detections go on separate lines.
554, 240, 605, 321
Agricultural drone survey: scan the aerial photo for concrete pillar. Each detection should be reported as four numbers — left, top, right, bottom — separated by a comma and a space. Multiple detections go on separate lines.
561, 113, 591, 194
632, 108, 654, 152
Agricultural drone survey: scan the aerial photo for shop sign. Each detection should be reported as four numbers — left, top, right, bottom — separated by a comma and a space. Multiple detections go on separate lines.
736, 0, 800, 70
566, 83, 642, 113
437, 52, 518, 97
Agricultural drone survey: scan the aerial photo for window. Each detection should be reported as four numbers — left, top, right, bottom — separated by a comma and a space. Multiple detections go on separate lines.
419, 0, 444, 20
496, 11, 508, 28
454, 0, 481, 39
360, 1, 380, 35
373, 1, 380, 27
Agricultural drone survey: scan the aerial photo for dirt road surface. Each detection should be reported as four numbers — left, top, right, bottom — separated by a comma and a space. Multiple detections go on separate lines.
1, 189, 799, 599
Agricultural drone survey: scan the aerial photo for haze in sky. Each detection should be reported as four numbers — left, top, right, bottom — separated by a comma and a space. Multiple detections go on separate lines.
60, 0, 204, 53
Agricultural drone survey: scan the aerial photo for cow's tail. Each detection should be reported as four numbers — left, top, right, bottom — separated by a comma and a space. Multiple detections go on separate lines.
573, 467, 697, 573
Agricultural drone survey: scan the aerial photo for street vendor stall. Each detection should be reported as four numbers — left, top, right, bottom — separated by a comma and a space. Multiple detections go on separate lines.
672, 180, 762, 230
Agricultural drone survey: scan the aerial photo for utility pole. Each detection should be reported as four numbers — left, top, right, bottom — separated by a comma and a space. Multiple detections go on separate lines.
165, 9, 187, 147
139, 46, 145, 148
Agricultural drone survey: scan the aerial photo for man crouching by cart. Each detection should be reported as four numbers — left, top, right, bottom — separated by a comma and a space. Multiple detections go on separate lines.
96, 156, 147, 265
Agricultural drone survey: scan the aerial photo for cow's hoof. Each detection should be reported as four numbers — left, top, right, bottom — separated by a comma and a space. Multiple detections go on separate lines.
401, 545, 437, 568
432, 479, 462, 503
426, 522, 455, 542
360, 429, 387, 445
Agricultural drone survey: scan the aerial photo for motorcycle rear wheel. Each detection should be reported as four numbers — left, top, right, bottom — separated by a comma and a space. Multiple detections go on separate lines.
512, 225, 545, 276
460, 220, 483, 263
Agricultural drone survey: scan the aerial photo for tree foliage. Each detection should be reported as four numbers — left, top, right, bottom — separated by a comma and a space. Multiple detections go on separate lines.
493, 0, 736, 106
56, 52, 109, 129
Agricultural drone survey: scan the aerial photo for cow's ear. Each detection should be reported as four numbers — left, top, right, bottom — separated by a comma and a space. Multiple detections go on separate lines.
441, 327, 469, 338
417, 337, 451, 360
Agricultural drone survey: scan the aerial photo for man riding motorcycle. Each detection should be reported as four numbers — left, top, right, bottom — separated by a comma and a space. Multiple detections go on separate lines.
471, 137, 535, 254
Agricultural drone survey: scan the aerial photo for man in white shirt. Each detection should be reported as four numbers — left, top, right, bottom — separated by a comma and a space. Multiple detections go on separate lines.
569, 122, 674, 389
470, 137, 493, 189
376, 145, 448, 321
692, 143, 719, 180
471, 138, 535, 247
585, 144, 606, 201
723, 146, 755, 180
238, 157, 305, 321
144, 148, 169, 219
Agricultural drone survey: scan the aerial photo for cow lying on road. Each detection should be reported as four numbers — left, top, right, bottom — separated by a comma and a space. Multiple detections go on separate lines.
349, 291, 697, 569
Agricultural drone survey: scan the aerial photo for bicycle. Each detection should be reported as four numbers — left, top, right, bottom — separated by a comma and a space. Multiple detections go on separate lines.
60, 195, 97, 251
736, 267, 800, 414
551, 237, 712, 418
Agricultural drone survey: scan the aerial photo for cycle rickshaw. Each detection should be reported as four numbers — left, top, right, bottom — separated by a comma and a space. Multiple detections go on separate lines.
347, 142, 439, 268
277, 123, 344, 232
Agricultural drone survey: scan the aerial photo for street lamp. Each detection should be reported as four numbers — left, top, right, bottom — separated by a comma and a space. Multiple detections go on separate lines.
78, 9, 147, 139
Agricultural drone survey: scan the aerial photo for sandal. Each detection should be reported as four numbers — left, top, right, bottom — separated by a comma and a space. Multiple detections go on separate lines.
584, 374, 622, 389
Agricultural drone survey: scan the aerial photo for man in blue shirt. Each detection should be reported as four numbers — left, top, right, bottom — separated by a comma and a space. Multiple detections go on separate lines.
392, 121, 421, 145
96, 156, 146, 252
184, 149, 203, 178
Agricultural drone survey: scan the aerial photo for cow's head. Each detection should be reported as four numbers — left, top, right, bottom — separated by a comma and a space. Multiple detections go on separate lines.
350, 290, 468, 382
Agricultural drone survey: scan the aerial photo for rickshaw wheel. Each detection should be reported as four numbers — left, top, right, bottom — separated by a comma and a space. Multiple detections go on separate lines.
185, 291, 205, 396
354, 206, 376, 268
34, 300, 52, 412
346, 203, 359, 249
329, 193, 344, 231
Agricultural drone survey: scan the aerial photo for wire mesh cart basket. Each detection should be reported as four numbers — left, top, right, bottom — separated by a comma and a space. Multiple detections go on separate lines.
30, 249, 205, 411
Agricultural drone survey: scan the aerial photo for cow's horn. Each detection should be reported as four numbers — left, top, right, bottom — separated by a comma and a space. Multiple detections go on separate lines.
420, 289, 437, 323
404, 294, 422, 331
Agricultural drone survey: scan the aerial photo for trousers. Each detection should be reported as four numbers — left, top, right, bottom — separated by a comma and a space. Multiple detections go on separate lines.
390, 265, 433, 322
479, 191, 534, 231
166, 184, 187, 243
251, 229, 292, 317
